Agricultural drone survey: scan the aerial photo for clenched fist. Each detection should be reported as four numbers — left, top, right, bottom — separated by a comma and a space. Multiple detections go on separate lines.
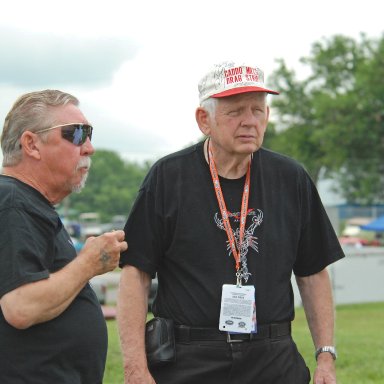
78, 230, 128, 277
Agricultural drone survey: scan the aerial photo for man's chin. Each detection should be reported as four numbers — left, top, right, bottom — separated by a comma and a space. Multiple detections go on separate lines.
72, 185, 84, 193
71, 174, 89, 193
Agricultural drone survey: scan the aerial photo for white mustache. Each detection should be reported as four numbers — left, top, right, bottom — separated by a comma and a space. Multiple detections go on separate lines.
76, 157, 92, 170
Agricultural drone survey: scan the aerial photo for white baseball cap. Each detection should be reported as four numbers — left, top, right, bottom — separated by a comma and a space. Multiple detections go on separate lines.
198, 61, 279, 103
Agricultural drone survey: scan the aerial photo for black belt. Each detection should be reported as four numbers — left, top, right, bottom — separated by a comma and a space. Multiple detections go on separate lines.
175, 322, 291, 343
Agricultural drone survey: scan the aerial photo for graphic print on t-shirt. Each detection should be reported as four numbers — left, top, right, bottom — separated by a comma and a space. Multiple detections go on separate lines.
214, 208, 263, 282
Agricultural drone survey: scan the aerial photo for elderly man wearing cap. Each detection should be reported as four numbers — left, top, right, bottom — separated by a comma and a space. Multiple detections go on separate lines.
117, 61, 344, 384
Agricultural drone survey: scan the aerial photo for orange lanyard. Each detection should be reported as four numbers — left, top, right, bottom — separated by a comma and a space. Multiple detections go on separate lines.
208, 141, 251, 279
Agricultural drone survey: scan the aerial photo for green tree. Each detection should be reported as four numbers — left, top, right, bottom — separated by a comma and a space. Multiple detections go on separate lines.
266, 33, 384, 203
263, 62, 324, 184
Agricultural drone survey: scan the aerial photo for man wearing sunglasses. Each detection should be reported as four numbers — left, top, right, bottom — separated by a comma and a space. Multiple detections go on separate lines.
0, 89, 128, 383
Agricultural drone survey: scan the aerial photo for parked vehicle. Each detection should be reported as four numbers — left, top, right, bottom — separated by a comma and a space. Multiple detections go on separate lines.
79, 212, 102, 238
90, 280, 107, 305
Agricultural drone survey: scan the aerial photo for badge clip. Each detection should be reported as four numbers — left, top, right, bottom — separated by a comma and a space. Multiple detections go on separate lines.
236, 271, 242, 287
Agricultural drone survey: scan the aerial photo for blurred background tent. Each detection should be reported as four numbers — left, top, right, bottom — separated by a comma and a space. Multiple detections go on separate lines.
360, 216, 384, 232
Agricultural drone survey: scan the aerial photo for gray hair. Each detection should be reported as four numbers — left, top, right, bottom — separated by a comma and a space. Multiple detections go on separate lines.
1, 89, 79, 166
200, 97, 218, 119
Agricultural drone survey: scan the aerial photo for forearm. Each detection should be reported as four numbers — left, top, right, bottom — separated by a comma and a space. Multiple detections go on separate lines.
117, 265, 154, 383
296, 268, 335, 348
1, 230, 127, 329
1, 256, 93, 329
296, 268, 337, 382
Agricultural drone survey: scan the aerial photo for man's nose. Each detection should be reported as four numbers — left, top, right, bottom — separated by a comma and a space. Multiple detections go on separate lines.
80, 137, 95, 156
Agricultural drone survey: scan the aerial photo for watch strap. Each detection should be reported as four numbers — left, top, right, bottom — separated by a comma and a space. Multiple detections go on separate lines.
315, 346, 337, 360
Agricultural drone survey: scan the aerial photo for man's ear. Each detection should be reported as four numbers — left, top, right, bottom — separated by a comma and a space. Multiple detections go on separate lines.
195, 107, 211, 136
19, 131, 42, 160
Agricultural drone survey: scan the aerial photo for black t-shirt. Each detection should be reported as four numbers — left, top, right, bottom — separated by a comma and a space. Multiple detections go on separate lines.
0, 176, 107, 384
120, 142, 345, 327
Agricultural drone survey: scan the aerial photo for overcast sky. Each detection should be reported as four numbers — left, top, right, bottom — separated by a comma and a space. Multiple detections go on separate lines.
1, 0, 383, 177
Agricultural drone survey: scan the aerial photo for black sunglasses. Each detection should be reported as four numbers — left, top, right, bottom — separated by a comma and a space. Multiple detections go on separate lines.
35, 123, 93, 146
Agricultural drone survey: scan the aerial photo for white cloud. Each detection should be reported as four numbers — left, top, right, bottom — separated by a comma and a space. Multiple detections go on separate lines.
1, 0, 383, 167
0, 27, 139, 87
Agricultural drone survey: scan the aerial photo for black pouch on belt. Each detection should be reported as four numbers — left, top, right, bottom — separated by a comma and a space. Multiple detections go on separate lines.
145, 317, 176, 367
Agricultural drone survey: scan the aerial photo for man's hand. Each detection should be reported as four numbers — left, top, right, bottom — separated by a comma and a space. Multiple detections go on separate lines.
313, 352, 337, 383
78, 230, 128, 277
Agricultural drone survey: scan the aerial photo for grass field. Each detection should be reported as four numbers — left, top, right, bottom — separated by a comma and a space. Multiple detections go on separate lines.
103, 302, 384, 383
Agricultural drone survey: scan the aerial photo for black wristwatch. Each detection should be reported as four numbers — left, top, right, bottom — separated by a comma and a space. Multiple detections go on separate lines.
315, 346, 337, 361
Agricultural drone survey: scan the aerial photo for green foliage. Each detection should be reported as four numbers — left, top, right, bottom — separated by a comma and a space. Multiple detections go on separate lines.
104, 314, 153, 384
59, 149, 151, 222
293, 302, 384, 383
104, 321, 124, 383
267, 33, 384, 203
103, 302, 384, 383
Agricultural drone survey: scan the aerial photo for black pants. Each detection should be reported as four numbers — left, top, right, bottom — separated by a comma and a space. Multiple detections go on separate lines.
150, 335, 310, 384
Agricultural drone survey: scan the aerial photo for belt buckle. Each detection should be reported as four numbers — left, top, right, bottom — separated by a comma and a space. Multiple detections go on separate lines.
226, 333, 244, 343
